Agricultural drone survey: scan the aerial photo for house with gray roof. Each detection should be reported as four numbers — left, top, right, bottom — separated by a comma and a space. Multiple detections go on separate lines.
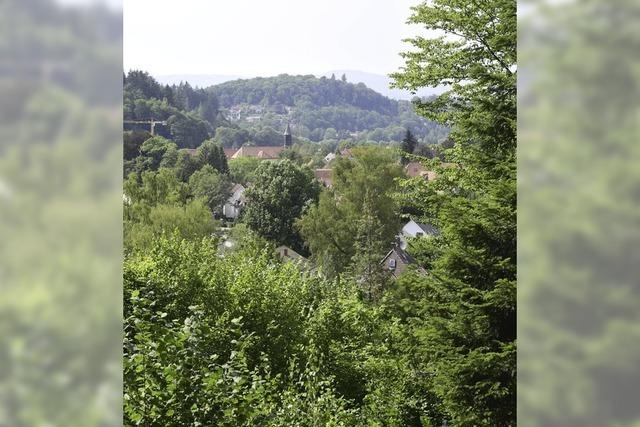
223, 184, 246, 220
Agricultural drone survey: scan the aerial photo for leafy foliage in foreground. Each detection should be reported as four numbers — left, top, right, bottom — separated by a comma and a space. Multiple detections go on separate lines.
124, 235, 443, 426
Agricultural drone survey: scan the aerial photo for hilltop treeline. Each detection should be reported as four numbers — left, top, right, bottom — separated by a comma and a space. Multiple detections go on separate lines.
124, 70, 449, 148
212, 74, 397, 115
124, 71, 219, 148
211, 74, 447, 143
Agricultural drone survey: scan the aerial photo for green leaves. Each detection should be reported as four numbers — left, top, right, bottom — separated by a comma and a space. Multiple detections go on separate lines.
243, 160, 320, 253
188, 164, 231, 213
123, 234, 364, 425
297, 148, 403, 277
391, 0, 516, 424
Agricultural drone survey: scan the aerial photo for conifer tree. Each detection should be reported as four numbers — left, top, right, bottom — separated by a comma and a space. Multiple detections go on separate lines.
400, 129, 418, 165
391, 0, 516, 424
349, 190, 388, 300
196, 139, 229, 174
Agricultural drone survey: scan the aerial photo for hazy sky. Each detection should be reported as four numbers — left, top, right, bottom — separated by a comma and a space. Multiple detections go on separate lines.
57, 0, 122, 10
124, 0, 424, 77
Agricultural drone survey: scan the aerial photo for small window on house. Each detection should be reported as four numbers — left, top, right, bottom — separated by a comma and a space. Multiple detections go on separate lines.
388, 258, 396, 270
416, 232, 424, 237
283, 248, 288, 257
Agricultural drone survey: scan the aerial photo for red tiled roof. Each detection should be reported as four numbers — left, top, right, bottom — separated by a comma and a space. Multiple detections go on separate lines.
224, 148, 238, 159
231, 145, 285, 159
313, 169, 333, 187
340, 148, 354, 158
405, 162, 437, 180
405, 162, 425, 177
182, 147, 239, 159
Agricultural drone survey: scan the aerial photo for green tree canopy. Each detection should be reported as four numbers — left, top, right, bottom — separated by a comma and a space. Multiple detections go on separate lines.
138, 136, 178, 172
243, 160, 320, 252
297, 147, 403, 276
189, 164, 232, 213
167, 112, 210, 149
123, 168, 214, 251
390, 0, 517, 424
228, 157, 262, 186
214, 126, 250, 148
196, 139, 229, 174
123, 130, 151, 161
174, 150, 200, 182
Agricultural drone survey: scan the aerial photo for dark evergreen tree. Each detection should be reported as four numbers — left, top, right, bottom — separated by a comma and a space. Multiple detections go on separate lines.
196, 139, 229, 175
391, 0, 517, 424
167, 113, 210, 148
174, 150, 200, 182
400, 129, 418, 165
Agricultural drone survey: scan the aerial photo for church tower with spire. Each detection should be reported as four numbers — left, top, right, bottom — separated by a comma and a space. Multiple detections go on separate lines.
283, 123, 292, 147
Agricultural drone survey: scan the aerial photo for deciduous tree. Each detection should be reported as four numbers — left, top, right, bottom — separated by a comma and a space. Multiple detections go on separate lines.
297, 148, 403, 277
189, 165, 232, 214
243, 160, 320, 252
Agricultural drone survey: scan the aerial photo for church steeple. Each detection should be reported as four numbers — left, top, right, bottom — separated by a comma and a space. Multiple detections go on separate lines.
283, 123, 292, 147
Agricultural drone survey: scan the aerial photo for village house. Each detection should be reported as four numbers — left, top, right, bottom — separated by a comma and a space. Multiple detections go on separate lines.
229, 124, 291, 160
405, 161, 458, 180
181, 147, 237, 159
399, 219, 439, 249
275, 245, 313, 270
231, 145, 285, 160
379, 219, 438, 278
380, 244, 418, 279
402, 219, 439, 239
313, 169, 333, 187
223, 184, 246, 220
323, 152, 336, 164
226, 107, 242, 121
275, 245, 305, 262
223, 148, 238, 159
404, 161, 437, 181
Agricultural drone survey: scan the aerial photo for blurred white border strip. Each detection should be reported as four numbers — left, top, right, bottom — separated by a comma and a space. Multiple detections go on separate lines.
518, 0, 640, 424
0, 0, 123, 425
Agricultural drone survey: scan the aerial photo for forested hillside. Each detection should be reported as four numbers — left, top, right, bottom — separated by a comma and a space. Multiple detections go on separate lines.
212, 74, 446, 143
124, 71, 448, 153
212, 74, 397, 114
124, 71, 218, 147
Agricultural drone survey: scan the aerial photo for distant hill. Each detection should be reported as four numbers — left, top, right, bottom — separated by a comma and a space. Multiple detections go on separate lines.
154, 71, 447, 100
156, 74, 243, 88
322, 70, 447, 101
210, 74, 397, 115
208, 74, 448, 144
127, 70, 449, 146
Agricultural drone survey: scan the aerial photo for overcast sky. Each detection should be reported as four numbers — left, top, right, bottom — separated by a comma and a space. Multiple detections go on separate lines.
123, 0, 424, 77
